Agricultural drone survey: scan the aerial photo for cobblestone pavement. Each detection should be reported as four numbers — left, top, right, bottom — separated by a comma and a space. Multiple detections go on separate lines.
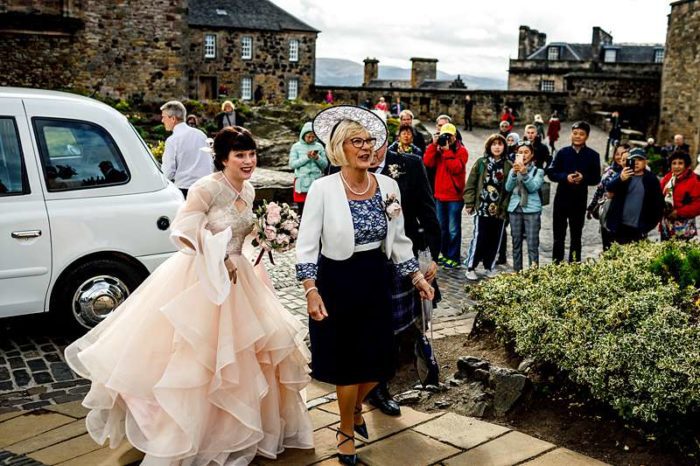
0, 122, 623, 415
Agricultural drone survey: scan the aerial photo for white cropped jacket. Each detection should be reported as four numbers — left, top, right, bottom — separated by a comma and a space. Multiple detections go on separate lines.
296, 172, 415, 267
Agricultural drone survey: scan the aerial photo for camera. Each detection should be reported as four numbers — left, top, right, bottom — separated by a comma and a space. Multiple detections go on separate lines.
437, 133, 451, 147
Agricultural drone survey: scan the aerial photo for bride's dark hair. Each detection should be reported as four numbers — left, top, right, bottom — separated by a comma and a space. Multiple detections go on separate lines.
213, 126, 257, 171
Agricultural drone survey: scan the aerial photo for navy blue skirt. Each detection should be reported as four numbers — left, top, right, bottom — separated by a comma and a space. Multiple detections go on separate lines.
311, 249, 395, 386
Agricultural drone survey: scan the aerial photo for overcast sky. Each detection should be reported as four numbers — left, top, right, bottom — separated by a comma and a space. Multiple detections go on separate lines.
275, 0, 671, 80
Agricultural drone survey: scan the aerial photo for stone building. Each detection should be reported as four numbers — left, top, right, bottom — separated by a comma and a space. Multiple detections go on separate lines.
659, 0, 700, 156
506, 25, 664, 134
0, 0, 318, 103
361, 57, 466, 90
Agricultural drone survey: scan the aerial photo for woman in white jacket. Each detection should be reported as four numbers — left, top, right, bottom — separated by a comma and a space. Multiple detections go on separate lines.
296, 106, 434, 465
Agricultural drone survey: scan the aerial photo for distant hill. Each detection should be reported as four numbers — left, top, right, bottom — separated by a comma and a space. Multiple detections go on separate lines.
316, 58, 506, 90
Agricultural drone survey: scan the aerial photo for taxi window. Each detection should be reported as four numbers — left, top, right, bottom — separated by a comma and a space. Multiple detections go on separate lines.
34, 118, 130, 191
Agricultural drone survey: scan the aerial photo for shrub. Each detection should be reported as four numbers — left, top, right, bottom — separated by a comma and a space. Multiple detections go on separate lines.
114, 99, 131, 112
148, 140, 165, 163
470, 240, 700, 425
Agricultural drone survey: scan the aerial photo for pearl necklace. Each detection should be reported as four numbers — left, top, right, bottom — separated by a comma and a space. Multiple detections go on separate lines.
340, 171, 371, 196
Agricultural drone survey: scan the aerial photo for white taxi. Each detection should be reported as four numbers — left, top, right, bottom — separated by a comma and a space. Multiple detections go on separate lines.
0, 88, 183, 330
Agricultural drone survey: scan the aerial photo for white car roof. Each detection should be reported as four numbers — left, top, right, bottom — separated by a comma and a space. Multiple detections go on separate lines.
0, 87, 126, 119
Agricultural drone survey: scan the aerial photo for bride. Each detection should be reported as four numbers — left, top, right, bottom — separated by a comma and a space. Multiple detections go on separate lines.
64, 126, 313, 465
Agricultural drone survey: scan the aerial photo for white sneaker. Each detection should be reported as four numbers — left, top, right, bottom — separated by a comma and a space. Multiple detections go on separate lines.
465, 270, 478, 281
485, 269, 499, 278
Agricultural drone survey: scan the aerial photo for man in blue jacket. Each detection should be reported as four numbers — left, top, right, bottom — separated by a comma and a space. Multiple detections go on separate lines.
546, 121, 601, 262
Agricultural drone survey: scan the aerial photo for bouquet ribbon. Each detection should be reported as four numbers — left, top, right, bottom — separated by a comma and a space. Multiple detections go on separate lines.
254, 248, 275, 266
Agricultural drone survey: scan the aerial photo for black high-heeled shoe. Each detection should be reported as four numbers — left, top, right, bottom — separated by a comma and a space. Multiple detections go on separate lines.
335, 429, 357, 465
353, 406, 369, 439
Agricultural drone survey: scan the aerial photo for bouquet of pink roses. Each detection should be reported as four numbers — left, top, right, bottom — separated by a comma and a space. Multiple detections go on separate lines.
251, 200, 299, 265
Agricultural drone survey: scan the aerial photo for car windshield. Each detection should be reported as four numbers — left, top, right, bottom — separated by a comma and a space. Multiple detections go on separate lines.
129, 122, 162, 172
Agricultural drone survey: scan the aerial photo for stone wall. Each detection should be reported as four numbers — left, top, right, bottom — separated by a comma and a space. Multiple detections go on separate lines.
314, 80, 660, 138
313, 86, 573, 128
659, 0, 700, 155
188, 29, 316, 102
0, 0, 316, 103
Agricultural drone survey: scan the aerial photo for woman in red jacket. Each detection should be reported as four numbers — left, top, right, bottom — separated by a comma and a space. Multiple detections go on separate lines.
547, 111, 561, 153
659, 151, 700, 240
424, 123, 469, 267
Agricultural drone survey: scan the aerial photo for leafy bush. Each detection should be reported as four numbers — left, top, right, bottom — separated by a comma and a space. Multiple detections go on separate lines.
471, 240, 700, 425
114, 99, 131, 112
148, 140, 165, 163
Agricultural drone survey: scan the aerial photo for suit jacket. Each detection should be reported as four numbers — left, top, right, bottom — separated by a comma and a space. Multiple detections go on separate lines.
296, 173, 415, 264
381, 151, 441, 261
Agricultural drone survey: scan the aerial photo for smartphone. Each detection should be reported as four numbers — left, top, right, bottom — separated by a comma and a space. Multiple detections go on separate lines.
515, 153, 524, 165
627, 158, 635, 169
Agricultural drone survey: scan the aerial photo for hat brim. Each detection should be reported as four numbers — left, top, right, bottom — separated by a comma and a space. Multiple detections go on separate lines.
312, 105, 388, 149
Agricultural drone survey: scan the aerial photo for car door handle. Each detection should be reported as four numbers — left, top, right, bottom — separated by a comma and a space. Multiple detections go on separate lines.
11, 230, 42, 239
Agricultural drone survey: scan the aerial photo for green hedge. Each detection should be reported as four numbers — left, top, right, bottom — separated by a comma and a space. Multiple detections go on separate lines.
470, 241, 700, 424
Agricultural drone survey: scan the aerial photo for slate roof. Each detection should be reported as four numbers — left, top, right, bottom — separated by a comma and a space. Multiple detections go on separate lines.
602, 44, 664, 63
526, 41, 663, 63
367, 79, 412, 88
188, 0, 319, 33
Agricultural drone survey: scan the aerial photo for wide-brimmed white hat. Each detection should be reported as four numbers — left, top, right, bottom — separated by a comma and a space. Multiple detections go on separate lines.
312, 105, 387, 150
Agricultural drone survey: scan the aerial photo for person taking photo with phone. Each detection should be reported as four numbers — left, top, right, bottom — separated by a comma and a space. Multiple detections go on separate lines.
604, 148, 664, 244
289, 122, 328, 216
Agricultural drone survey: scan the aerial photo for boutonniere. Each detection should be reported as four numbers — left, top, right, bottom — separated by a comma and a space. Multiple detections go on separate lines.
388, 163, 404, 179
384, 193, 402, 220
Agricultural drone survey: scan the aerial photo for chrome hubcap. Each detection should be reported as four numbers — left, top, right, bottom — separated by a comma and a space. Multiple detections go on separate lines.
72, 275, 129, 328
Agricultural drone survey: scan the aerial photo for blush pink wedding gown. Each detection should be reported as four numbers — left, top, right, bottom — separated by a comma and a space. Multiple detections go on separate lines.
65, 172, 313, 466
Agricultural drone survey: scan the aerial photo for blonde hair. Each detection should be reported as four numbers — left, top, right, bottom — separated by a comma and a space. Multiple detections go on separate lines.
221, 100, 234, 111
326, 119, 369, 167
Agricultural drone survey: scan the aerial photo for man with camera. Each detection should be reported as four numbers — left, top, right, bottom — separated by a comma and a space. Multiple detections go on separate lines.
604, 148, 664, 244
546, 121, 601, 263
424, 123, 469, 268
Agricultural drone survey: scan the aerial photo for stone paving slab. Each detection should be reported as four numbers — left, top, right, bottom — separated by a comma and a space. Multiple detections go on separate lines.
443, 431, 555, 466
522, 447, 610, 466
28, 433, 103, 465
0, 383, 610, 466
0, 412, 74, 448
413, 412, 511, 450
6, 420, 86, 455
55, 441, 142, 466
358, 429, 460, 466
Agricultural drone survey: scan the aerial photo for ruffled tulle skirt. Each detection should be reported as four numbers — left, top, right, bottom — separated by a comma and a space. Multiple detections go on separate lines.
64, 252, 314, 466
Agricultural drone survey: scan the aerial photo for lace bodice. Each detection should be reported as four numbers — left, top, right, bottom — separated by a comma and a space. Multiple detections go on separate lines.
203, 175, 256, 255
171, 172, 256, 256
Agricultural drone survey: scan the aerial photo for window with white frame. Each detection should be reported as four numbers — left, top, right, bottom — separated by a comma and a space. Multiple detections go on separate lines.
547, 47, 559, 61
540, 80, 555, 92
241, 77, 252, 100
204, 34, 216, 59
654, 48, 664, 63
604, 49, 617, 63
288, 79, 299, 100
289, 39, 299, 62
241, 36, 253, 59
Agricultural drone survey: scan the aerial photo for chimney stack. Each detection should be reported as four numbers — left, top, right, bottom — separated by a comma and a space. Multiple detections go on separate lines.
411, 57, 438, 88
363, 58, 379, 86
591, 26, 613, 61
518, 25, 547, 59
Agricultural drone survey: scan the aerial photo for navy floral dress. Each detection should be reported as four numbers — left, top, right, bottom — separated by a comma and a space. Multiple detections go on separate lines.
295, 190, 418, 385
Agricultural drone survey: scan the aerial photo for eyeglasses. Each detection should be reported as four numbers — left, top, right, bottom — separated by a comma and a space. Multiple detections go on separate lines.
347, 137, 377, 148
517, 141, 532, 147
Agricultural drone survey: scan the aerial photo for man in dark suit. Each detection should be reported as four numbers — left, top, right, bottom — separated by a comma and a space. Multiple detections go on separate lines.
370, 145, 442, 415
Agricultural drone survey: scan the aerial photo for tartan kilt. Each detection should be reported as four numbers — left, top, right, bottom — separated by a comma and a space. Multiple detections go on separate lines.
390, 270, 420, 334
